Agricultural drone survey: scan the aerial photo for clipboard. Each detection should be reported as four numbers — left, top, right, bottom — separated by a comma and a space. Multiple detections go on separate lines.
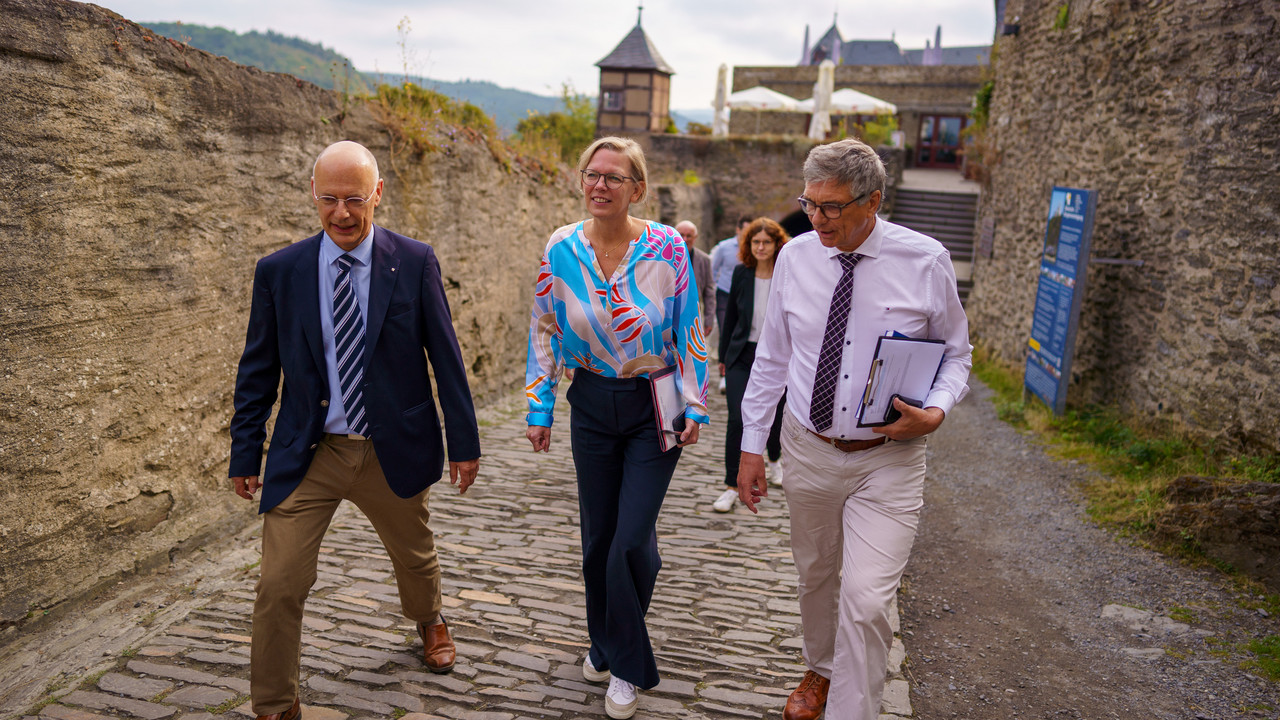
650, 366, 687, 452
856, 335, 945, 427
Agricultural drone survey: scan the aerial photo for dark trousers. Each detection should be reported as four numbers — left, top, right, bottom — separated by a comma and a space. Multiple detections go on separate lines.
568, 371, 683, 690
725, 341, 785, 487
715, 289, 730, 347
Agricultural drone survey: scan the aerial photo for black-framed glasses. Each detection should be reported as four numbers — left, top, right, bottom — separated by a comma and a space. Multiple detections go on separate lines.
796, 192, 869, 219
313, 189, 376, 210
581, 170, 635, 189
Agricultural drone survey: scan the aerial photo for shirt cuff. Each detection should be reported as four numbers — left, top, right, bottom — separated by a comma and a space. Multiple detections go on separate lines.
527, 412, 554, 427
923, 389, 958, 418
687, 409, 711, 426
740, 427, 769, 455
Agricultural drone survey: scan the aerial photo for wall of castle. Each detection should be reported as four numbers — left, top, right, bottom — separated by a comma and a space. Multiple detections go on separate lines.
730, 64, 985, 155
0, 0, 580, 625
969, 0, 1280, 452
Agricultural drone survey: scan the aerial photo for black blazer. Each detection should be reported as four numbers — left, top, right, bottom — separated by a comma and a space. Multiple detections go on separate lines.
229, 226, 481, 513
719, 263, 763, 370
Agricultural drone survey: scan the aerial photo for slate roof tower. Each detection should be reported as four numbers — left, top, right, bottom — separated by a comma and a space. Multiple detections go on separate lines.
595, 6, 675, 136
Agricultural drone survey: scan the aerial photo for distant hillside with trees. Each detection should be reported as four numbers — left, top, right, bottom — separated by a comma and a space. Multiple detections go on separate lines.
142, 22, 564, 132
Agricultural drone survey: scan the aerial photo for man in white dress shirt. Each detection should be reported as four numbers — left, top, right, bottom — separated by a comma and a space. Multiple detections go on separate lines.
736, 139, 971, 720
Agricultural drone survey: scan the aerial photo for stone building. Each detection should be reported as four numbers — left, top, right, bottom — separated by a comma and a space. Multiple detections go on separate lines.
594, 9, 674, 136
731, 18, 990, 170
968, 0, 1280, 452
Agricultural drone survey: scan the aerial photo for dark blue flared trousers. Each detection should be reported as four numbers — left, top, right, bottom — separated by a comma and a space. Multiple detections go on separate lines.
568, 370, 682, 690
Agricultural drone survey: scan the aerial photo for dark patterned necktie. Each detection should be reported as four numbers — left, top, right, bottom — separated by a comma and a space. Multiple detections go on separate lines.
334, 254, 371, 437
809, 253, 861, 432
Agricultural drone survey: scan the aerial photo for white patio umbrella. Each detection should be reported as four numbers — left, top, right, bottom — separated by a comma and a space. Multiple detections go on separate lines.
795, 87, 898, 115
725, 85, 801, 134
807, 60, 835, 141
725, 85, 801, 111
711, 64, 730, 137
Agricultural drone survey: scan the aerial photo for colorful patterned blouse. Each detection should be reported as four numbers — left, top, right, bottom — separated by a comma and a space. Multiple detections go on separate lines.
526, 220, 711, 428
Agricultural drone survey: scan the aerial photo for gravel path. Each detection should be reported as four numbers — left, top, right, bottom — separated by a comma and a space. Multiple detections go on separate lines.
903, 379, 1280, 719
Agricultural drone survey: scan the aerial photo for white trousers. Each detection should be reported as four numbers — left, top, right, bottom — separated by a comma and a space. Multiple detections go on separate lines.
780, 410, 926, 720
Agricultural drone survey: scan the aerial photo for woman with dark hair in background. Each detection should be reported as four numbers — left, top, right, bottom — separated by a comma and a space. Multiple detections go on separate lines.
713, 217, 789, 512
525, 136, 710, 718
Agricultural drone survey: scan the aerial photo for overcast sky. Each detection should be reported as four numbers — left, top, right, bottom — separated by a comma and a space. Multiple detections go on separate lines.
90, 0, 997, 110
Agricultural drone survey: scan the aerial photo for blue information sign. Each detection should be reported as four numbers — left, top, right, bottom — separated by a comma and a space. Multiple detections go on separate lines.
1024, 186, 1097, 415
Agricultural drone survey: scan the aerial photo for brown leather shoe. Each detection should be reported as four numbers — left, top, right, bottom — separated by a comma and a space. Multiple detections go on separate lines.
418, 616, 456, 673
783, 670, 830, 720
255, 696, 300, 720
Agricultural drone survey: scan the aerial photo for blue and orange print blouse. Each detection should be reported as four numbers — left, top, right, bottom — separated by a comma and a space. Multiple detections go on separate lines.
526, 220, 711, 428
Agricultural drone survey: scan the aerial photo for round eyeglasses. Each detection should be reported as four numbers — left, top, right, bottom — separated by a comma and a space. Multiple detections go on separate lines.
581, 170, 635, 189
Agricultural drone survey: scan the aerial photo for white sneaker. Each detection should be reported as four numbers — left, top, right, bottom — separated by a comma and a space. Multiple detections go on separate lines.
718, 377, 726, 394
582, 654, 609, 683
605, 676, 638, 718
712, 487, 738, 513
767, 459, 784, 487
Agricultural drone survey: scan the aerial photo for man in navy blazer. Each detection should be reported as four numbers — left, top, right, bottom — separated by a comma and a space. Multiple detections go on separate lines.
229, 141, 481, 720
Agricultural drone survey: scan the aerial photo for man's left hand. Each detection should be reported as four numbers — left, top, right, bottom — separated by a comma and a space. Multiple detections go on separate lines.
677, 420, 700, 447
449, 459, 479, 494
872, 399, 945, 441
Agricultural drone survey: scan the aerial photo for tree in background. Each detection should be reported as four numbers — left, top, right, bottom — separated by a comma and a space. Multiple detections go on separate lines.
515, 85, 596, 164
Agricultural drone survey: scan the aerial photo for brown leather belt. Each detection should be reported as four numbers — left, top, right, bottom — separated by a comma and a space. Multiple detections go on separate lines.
807, 430, 888, 453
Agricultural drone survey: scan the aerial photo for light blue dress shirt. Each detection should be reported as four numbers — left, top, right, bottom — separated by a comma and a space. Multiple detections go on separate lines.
710, 236, 742, 292
318, 227, 374, 434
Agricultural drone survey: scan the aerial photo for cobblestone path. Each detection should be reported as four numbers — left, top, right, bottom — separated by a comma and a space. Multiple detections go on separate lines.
14, 388, 909, 720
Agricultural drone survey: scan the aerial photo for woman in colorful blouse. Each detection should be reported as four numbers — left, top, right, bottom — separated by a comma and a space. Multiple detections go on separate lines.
525, 136, 710, 719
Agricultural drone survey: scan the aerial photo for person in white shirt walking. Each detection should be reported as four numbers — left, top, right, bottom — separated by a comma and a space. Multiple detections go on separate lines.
736, 139, 971, 720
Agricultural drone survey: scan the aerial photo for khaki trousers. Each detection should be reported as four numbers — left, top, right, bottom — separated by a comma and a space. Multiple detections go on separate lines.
779, 410, 926, 720
250, 435, 442, 714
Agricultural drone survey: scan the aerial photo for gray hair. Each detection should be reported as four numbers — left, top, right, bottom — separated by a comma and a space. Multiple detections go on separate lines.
802, 139, 885, 205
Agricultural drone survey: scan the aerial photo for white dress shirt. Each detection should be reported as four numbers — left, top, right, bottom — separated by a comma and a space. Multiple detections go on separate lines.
740, 219, 971, 451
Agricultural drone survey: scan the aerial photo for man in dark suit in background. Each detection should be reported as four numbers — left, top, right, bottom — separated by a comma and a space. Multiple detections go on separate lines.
229, 140, 481, 720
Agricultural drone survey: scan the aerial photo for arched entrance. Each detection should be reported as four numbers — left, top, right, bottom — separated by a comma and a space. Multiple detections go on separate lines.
779, 210, 813, 239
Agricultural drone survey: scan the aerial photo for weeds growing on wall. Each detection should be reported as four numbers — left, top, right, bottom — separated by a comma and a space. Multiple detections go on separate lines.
960, 44, 999, 182
513, 84, 596, 166
971, 343, 1279, 539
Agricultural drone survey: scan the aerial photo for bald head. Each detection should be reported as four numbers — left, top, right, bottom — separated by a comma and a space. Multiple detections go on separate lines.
311, 141, 383, 251
676, 220, 698, 250
313, 140, 379, 182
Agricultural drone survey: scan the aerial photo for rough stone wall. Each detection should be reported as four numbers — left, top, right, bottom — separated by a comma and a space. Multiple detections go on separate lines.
0, 0, 578, 625
969, 0, 1280, 452
730, 64, 985, 150
644, 135, 903, 243
643, 135, 813, 241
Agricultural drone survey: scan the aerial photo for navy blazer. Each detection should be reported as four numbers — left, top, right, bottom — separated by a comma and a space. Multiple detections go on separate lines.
229, 226, 481, 513
719, 263, 760, 370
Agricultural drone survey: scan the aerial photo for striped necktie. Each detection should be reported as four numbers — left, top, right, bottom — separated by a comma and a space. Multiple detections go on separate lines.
333, 254, 371, 438
809, 252, 861, 433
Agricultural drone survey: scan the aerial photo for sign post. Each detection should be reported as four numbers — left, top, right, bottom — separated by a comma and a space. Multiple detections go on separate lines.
1024, 186, 1098, 415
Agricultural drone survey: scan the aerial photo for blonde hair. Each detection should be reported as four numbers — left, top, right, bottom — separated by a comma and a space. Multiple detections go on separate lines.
577, 136, 649, 204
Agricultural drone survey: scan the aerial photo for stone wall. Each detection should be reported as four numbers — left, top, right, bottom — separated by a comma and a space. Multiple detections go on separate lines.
730, 64, 985, 156
644, 135, 903, 244
969, 0, 1280, 452
0, 0, 579, 625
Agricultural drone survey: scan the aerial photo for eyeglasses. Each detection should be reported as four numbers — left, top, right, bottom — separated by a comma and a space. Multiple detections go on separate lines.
581, 170, 635, 189
313, 189, 376, 210
796, 192, 869, 219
